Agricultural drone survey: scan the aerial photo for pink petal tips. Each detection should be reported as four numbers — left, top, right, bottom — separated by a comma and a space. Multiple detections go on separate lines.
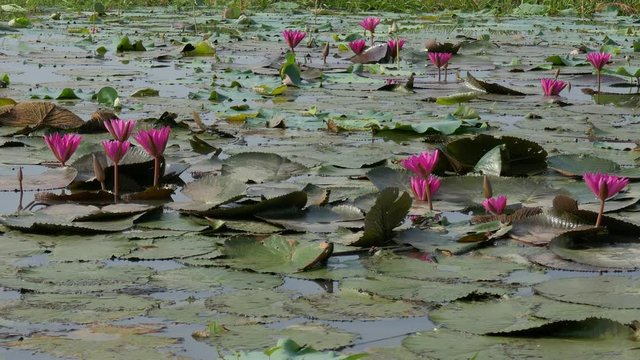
387, 39, 406, 59
583, 172, 629, 201
349, 39, 367, 55
410, 175, 441, 201
400, 149, 439, 179
101, 140, 131, 164
104, 119, 136, 141
427, 52, 453, 68
540, 78, 567, 96
586, 52, 611, 71
359, 17, 381, 33
482, 195, 507, 215
282, 29, 307, 51
134, 127, 171, 159
43, 133, 82, 166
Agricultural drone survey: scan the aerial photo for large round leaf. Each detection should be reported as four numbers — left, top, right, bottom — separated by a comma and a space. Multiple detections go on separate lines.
221, 152, 306, 182
535, 276, 640, 309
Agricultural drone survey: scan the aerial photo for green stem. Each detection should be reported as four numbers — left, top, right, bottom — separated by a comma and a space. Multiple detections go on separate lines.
595, 199, 604, 227
154, 157, 160, 187
425, 182, 432, 211
114, 163, 119, 202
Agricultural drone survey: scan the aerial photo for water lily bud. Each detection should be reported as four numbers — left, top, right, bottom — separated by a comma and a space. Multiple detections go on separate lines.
322, 42, 329, 63
483, 175, 493, 199
93, 154, 105, 186
113, 97, 122, 109
390, 21, 398, 34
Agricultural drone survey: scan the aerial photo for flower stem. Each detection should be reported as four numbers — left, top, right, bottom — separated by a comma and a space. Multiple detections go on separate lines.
370, 33, 374, 47
437, 68, 441, 82
425, 184, 433, 211
596, 70, 601, 96
444, 64, 448, 82
114, 163, 119, 202
154, 157, 160, 187
596, 198, 604, 227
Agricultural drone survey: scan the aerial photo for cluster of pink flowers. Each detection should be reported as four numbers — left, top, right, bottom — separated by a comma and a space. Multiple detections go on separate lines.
43, 119, 171, 201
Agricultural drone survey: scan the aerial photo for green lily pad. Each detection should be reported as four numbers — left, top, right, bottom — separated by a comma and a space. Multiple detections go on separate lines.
130, 88, 159, 97
220, 235, 333, 274
151, 267, 282, 292
181, 41, 216, 56
125, 235, 218, 260
232, 338, 366, 360
95, 87, 118, 107
550, 230, 640, 270
175, 174, 246, 211
436, 91, 481, 105
349, 187, 412, 247
0, 293, 159, 324
0, 262, 153, 293
56, 88, 80, 100
116, 36, 146, 52
221, 152, 307, 183
535, 276, 640, 309
7, 325, 179, 359
205, 289, 297, 319
0, 166, 77, 192
548, 154, 621, 177
546, 55, 588, 66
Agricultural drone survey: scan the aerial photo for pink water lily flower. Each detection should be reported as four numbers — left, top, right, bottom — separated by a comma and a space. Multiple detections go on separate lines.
387, 38, 405, 60
401, 149, 439, 179
410, 175, 441, 202
102, 140, 131, 200
482, 195, 507, 215
583, 172, 630, 227
428, 52, 453, 82
104, 119, 136, 141
282, 29, 307, 53
586, 52, 611, 94
43, 133, 82, 166
134, 127, 171, 187
586, 52, 611, 71
359, 16, 381, 46
540, 78, 568, 96
349, 39, 367, 55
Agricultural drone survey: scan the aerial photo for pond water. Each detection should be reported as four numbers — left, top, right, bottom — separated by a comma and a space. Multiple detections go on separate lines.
1, 3, 640, 360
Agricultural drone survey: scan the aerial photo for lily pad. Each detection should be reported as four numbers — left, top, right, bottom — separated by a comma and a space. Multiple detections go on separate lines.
221, 235, 333, 273
535, 275, 640, 309
221, 152, 306, 183
0, 166, 77, 192
151, 267, 282, 292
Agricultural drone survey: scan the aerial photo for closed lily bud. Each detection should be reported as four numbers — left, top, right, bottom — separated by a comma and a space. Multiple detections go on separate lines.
322, 42, 329, 63
483, 175, 493, 199
390, 21, 398, 35
93, 154, 105, 186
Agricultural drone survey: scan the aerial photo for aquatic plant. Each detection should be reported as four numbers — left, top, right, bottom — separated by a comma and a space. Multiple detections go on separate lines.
428, 52, 453, 82
134, 127, 171, 187
583, 172, 629, 227
104, 119, 136, 141
586, 52, 611, 94
410, 175, 441, 202
482, 195, 507, 215
43, 133, 82, 167
282, 29, 307, 54
540, 78, 567, 96
359, 16, 381, 46
387, 38, 405, 61
102, 140, 130, 200
349, 39, 367, 55
401, 149, 439, 210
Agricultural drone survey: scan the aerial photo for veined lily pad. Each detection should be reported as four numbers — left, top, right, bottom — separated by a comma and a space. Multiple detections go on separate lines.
221, 234, 333, 273
221, 152, 307, 183
175, 174, 246, 211
151, 267, 282, 292
0, 166, 77, 192
349, 187, 412, 247
0, 102, 84, 129
233, 338, 366, 360
7, 325, 178, 359
535, 275, 640, 309
550, 229, 640, 270
548, 154, 621, 177
126, 235, 219, 260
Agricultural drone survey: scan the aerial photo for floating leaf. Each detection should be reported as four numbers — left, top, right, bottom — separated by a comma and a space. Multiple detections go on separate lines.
222, 152, 306, 183
547, 154, 620, 177
221, 235, 333, 273
550, 229, 640, 270
350, 187, 412, 247
435, 91, 481, 105
535, 275, 640, 309
95, 86, 118, 107
545, 55, 588, 66
56, 88, 80, 100
0, 102, 84, 128
350, 44, 388, 64
130, 88, 159, 97
116, 36, 146, 52
0, 166, 76, 192
465, 73, 525, 95
181, 41, 216, 56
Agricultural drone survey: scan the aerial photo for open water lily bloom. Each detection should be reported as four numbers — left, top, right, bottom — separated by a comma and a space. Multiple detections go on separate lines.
586, 52, 611, 71
400, 149, 439, 179
282, 29, 306, 52
104, 119, 136, 141
410, 175, 441, 202
359, 16, 380, 33
428, 52, 453, 81
43, 133, 82, 166
388, 39, 405, 59
349, 39, 367, 55
134, 127, 171, 186
583, 172, 629, 201
540, 78, 567, 96
482, 195, 507, 215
